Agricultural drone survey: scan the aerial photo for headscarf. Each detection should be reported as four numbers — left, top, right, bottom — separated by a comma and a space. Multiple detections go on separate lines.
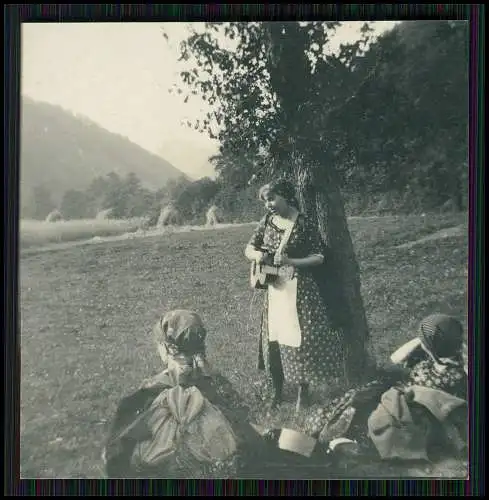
154, 309, 206, 356
418, 313, 464, 363
258, 178, 300, 210
153, 309, 209, 384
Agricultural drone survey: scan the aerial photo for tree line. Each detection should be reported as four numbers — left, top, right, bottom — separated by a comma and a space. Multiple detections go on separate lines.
22, 172, 185, 222
22, 171, 301, 223
22, 172, 227, 224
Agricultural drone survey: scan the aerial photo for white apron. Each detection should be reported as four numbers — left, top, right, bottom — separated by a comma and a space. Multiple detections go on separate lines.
268, 275, 302, 347
266, 214, 302, 348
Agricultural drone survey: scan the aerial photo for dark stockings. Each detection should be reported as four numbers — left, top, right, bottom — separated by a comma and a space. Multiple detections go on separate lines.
268, 342, 311, 411
268, 342, 284, 408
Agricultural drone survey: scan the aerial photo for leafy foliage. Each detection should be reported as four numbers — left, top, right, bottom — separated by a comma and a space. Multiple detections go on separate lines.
170, 22, 375, 179
173, 176, 220, 223
22, 23, 468, 224
342, 21, 468, 211
169, 21, 468, 215
59, 190, 90, 220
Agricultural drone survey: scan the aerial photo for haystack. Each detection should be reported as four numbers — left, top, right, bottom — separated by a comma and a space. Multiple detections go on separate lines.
45, 209, 63, 222
205, 204, 220, 227
157, 204, 181, 228
96, 208, 113, 220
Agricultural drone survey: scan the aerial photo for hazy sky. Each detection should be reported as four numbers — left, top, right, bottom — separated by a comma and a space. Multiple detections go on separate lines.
22, 21, 399, 178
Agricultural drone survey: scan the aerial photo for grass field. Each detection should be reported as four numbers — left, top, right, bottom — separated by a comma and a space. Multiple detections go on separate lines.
20, 213, 468, 478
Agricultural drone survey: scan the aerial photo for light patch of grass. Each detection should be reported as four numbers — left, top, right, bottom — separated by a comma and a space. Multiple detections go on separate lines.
19, 214, 468, 478
20, 218, 144, 249
347, 212, 467, 254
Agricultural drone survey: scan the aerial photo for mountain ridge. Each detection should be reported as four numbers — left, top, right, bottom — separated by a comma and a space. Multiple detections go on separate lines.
20, 96, 187, 205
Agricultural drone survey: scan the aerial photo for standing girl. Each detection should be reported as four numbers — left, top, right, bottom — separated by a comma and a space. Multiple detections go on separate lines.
245, 179, 347, 411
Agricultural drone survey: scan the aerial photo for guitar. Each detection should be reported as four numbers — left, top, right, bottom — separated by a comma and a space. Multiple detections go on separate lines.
250, 251, 294, 289
250, 212, 298, 290
250, 262, 279, 289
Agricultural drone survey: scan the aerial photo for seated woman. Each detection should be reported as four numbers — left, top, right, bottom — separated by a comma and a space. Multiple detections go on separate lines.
102, 309, 282, 479
398, 313, 466, 400
301, 313, 468, 466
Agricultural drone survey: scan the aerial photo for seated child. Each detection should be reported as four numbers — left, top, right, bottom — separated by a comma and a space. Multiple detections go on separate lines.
102, 309, 281, 478
301, 313, 468, 467
396, 313, 466, 400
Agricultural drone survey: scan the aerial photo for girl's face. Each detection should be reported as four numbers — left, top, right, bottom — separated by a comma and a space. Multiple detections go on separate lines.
263, 191, 289, 216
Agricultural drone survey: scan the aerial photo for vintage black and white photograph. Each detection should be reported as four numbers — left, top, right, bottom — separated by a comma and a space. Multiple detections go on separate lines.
19, 19, 469, 479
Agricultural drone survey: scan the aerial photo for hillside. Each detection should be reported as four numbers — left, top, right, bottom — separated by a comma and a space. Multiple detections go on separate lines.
20, 96, 185, 204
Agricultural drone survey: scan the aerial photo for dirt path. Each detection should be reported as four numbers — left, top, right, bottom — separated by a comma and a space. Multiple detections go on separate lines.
395, 225, 466, 250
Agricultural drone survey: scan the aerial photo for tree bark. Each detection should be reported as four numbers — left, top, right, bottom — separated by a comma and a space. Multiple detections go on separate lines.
293, 153, 371, 384
267, 24, 372, 383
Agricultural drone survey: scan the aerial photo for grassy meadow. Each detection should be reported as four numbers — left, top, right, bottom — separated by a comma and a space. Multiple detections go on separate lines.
19, 213, 468, 478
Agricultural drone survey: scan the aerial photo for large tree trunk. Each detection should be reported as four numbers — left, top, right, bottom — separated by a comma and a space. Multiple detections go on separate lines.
293, 152, 371, 384
267, 24, 372, 383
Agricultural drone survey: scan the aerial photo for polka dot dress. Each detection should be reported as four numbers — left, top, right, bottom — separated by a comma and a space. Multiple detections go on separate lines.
405, 359, 467, 400
249, 213, 347, 388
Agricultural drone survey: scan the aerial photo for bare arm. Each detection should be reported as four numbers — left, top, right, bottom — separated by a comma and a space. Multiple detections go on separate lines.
279, 215, 325, 269
287, 254, 324, 268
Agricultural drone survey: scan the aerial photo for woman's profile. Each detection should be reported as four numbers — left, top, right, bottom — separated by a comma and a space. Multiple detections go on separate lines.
245, 178, 348, 412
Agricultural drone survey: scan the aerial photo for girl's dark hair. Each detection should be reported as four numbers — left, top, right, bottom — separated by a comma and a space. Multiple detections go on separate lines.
259, 178, 300, 209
